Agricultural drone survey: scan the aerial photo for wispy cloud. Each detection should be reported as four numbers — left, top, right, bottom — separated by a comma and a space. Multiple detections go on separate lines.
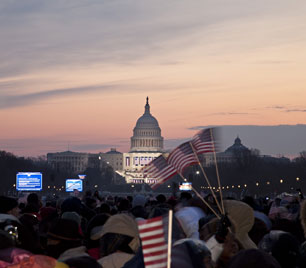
266, 105, 286, 109
285, 109, 306, 113
0, 84, 120, 109
1, 0, 304, 79
266, 106, 306, 113
208, 112, 254, 116
252, 60, 292, 65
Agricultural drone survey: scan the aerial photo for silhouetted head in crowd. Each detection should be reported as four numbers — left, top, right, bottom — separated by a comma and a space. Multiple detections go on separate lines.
258, 230, 301, 268
61, 197, 82, 215
85, 197, 97, 210
180, 192, 192, 205
172, 238, 213, 268
132, 195, 146, 208
156, 194, 166, 204
127, 195, 133, 204
118, 198, 130, 212
98, 203, 111, 214
227, 249, 281, 268
46, 218, 83, 259
85, 190, 92, 198
27, 193, 40, 205
0, 196, 19, 217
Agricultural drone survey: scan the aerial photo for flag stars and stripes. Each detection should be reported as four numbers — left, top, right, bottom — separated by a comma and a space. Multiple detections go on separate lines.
191, 128, 217, 154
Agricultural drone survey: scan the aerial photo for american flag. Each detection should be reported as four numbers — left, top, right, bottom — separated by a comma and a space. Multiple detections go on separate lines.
191, 128, 217, 154
138, 216, 168, 268
143, 155, 177, 189
167, 142, 198, 174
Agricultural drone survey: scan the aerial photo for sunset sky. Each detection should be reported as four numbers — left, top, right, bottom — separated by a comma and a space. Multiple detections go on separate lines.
1, 0, 306, 157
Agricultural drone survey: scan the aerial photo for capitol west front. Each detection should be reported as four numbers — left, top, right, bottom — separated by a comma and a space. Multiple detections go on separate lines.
120, 97, 164, 184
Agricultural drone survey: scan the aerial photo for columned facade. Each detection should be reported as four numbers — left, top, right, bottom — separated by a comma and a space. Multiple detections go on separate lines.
130, 97, 163, 152
120, 97, 164, 184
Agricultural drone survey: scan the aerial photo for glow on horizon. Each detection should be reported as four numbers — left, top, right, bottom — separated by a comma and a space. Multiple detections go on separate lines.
0, 1, 306, 156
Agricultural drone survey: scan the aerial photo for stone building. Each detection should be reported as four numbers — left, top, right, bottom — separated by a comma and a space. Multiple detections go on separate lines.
121, 97, 164, 183
99, 148, 123, 171
47, 151, 99, 174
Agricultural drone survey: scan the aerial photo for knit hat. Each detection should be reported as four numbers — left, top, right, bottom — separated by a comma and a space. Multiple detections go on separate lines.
61, 212, 81, 226
0, 196, 18, 214
132, 195, 147, 208
48, 218, 83, 241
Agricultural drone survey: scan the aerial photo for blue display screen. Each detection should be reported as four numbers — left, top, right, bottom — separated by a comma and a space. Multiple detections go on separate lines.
16, 172, 42, 191
66, 179, 83, 192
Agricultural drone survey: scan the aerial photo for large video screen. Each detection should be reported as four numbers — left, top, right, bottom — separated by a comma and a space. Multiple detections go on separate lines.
16, 172, 42, 191
65, 179, 83, 192
179, 182, 192, 191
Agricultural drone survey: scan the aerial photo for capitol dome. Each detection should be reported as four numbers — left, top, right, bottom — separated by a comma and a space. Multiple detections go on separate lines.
130, 97, 164, 152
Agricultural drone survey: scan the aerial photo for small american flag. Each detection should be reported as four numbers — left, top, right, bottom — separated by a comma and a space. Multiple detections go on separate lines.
191, 128, 218, 154
167, 142, 198, 174
138, 216, 168, 268
143, 155, 177, 189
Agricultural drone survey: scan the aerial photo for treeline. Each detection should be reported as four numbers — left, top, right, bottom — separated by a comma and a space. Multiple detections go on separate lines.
186, 151, 306, 196
0, 151, 121, 195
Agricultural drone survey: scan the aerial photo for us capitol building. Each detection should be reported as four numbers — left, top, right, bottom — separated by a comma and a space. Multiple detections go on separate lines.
47, 97, 165, 184
118, 97, 164, 184
48, 98, 279, 185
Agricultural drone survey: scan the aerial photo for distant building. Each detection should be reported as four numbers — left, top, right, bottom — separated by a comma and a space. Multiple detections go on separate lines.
119, 97, 164, 183
47, 151, 99, 173
202, 136, 290, 166
99, 148, 123, 171
203, 136, 251, 166
130, 97, 163, 152
260, 155, 290, 164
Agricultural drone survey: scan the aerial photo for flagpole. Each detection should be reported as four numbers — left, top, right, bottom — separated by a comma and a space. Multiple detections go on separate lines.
177, 173, 220, 219
189, 142, 223, 214
167, 209, 173, 268
210, 128, 225, 214
191, 186, 221, 220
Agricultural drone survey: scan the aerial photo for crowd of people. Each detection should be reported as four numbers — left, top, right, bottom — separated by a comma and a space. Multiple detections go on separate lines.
0, 189, 306, 268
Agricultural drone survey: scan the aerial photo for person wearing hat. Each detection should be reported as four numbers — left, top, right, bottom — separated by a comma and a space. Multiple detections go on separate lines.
0, 196, 43, 253
0, 196, 19, 217
46, 218, 89, 261
258, 230, 301, 268
171, 238, 214, 268
85, 213, 110, 260
97, 214, 140, 268
205, 200, 255, 264
0, 196, 22, 248
130, 195, 147, 219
